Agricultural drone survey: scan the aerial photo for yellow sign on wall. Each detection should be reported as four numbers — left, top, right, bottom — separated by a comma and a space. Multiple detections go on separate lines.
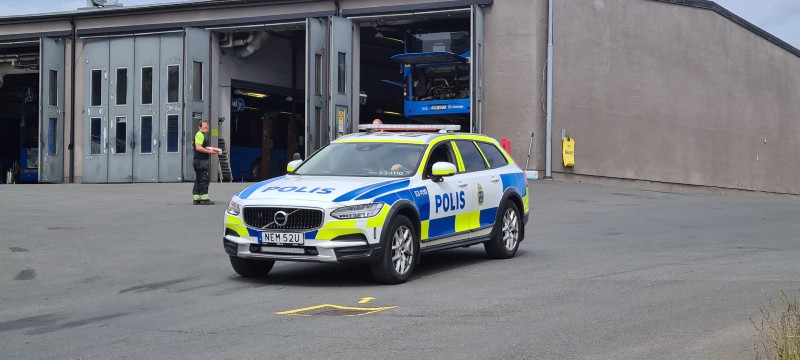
337, 108, 346, 133
562, 137, 575, 167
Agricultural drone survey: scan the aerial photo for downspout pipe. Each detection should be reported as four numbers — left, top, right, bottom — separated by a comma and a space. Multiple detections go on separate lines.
69, 16, 77, 183
544, 0, 554, 179
333, 0, 340, 16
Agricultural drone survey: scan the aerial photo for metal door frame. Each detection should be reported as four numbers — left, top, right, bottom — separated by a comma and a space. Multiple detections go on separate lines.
81, 38, 110, 183
132, 35, 161, 182
39, 37, 66, 183
159, 33, 184, 182
305, 17, 328, 157
183, 27, 211, 182
328, 16, 354, 142
470, 4, 484, 133
108, 37, 135, 182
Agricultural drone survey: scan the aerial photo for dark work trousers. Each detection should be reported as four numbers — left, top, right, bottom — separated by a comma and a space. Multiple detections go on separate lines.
193, 159, 210, 196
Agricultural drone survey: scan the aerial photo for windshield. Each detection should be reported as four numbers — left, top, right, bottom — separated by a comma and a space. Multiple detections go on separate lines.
294, 143, 426, 177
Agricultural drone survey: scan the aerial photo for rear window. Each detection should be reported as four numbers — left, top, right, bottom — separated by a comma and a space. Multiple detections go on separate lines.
454, 140, 487, 173
477, 142, 509, 168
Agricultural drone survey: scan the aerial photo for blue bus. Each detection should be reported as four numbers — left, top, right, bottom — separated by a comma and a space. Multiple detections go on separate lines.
390, 26, 471, 119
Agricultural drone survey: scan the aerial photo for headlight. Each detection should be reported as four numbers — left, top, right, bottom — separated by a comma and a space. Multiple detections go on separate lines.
331, 203, 383, 219
226, 199, 241, 215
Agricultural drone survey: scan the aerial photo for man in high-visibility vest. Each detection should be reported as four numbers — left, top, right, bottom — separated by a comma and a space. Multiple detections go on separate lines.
193, 119, 219, 205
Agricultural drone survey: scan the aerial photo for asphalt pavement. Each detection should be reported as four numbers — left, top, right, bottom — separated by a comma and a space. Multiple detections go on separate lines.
1, 180, 798, 359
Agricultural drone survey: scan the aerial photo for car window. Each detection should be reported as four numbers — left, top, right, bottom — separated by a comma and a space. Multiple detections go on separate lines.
423, 142, 456, 178
477, 142, 509, 168
454, 140, 487, 172
294, 142, 425, 177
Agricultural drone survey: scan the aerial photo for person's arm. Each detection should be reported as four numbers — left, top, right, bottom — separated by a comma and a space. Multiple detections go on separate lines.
194, 133, 216, 154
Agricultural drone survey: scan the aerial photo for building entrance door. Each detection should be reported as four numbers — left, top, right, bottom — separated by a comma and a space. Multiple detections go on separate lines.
39, 37, 65, 183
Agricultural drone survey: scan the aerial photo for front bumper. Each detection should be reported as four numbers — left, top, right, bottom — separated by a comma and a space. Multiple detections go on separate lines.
223, 234, 382, 264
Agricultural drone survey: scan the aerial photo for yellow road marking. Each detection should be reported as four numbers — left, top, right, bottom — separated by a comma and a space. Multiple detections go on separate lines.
358, 297, 375, 304
275, 303, 397, 316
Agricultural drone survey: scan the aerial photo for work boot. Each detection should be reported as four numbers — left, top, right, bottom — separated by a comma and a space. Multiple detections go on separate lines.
200, 199, 215, 205
193, 195, 201, 205
193, 200, 202, 205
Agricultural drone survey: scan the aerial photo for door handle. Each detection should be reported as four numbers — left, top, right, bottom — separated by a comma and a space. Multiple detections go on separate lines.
490, 177, 500, 183
458, 182, 468, 188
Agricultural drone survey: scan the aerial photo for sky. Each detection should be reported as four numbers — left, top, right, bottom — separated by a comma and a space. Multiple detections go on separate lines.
0, 0, 798, 49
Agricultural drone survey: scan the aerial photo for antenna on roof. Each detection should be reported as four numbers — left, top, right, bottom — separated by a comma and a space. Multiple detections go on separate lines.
84, 0, 122, 8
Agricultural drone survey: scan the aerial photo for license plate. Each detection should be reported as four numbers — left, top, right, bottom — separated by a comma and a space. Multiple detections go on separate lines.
260, 232, 303, 245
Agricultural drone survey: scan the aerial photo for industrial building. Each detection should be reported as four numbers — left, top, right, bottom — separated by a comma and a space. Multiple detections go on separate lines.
0, 0, 797, 196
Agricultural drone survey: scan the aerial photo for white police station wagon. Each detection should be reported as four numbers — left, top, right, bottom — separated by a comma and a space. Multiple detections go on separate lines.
223, 124, 530, 284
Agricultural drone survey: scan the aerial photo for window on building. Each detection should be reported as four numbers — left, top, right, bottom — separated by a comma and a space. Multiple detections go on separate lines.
337, 52, 346, 94
192, 61, 203, 101
315, 54, 322, 95
140, 116, 153, 153
115, 116, 127, 154
167, 65, 179, 103
49, 70, 58, 106
48, 118, 58, 155
91, 69, 102, 106
116, 68, 127, 105
90, 117, 102, 154
141, 67, 153, 105
167, 114, 179, 153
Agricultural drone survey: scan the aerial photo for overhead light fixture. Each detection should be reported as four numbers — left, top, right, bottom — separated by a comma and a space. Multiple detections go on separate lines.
374, 32, 404, 44
376, 108, 403, 116
285, 95, 293, 102
234, 89, 269, 98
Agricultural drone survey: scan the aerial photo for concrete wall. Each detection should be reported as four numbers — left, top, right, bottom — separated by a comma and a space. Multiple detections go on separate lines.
482, 0, 548, 171
552, 0, 800, 194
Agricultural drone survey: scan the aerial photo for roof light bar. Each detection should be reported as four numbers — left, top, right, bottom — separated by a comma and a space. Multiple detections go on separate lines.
357, 124, 461, 133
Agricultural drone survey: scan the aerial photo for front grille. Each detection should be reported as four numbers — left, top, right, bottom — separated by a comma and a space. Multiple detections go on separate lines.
249, 244, 319, 255
243, 207, 324, 230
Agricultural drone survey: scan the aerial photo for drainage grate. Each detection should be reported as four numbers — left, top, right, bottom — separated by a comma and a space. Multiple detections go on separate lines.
275, 304, 397, 317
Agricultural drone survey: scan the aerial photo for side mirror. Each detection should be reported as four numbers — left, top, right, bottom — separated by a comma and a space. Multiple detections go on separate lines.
287, 159, 303, 173
431, 162, 457, 182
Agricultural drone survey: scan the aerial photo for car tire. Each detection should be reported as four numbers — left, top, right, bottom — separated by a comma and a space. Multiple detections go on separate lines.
484, 201, 522, 259
370, 215, 419, 284
229, 256, 274, 277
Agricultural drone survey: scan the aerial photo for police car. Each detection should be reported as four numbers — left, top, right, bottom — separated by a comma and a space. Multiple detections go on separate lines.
223, 124, 530, 284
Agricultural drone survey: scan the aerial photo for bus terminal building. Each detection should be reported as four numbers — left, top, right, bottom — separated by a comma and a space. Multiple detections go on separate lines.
1, 0, 798, 196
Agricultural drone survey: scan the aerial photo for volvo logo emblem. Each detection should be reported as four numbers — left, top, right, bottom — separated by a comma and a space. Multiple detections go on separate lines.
273, 211, 288, 227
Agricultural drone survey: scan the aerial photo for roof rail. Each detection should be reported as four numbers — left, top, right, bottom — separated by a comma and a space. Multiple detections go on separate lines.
357, 124, 461, 133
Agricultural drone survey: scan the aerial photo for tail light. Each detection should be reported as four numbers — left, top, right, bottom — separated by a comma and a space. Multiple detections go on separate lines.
403, 83, 408, 98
